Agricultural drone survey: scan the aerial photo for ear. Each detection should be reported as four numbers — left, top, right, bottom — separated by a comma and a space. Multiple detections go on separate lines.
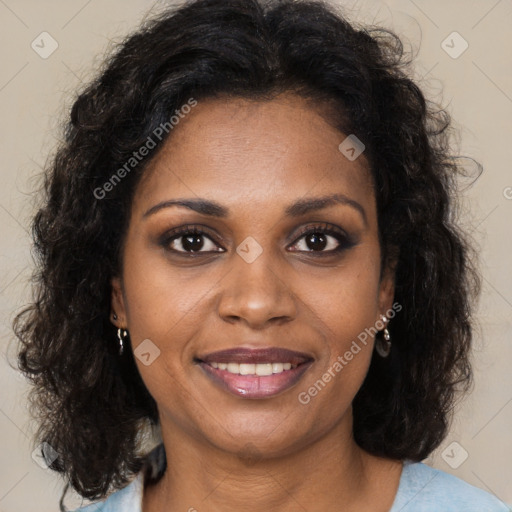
111, 276, 128, 327
377, 258, 397, 321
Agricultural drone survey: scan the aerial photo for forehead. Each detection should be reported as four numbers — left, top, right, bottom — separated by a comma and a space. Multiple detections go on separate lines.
133, 93, 374, 216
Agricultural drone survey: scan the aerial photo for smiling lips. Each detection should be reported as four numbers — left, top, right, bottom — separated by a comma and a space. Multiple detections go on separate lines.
197, 347, 314, 399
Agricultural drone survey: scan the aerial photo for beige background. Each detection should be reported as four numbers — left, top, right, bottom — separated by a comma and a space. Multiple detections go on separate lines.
0, 0, 511, 510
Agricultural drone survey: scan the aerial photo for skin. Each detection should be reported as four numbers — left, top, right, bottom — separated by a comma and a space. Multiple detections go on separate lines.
111, 93, 402, 512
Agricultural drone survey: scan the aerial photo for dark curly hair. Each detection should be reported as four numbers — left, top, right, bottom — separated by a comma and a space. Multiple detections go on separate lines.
13, 0, 480, 505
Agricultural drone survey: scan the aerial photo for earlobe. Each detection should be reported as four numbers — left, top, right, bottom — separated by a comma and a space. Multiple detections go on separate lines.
110, 276, 127, 326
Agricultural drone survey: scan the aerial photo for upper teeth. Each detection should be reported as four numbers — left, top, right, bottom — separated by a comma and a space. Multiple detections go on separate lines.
208, 362, 297, 375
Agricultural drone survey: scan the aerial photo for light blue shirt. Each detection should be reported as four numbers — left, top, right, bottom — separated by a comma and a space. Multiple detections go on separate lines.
72, 461, 510, 511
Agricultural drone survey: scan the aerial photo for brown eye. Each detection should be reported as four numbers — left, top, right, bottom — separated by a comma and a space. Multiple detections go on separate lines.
161, 225, 224, 254
289, 223, 355, 254
303, 232, 329, 251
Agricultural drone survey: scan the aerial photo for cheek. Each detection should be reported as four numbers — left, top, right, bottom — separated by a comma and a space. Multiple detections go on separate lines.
122, 258, 208, 426
121, 237, 207, 344
296, 291, 377, 423
300, 247, 382, 334
296, 247, 381, 390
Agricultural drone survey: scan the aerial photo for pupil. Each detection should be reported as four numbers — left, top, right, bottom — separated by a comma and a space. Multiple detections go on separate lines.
307, 232, 326, 251
183, 234, 204, 252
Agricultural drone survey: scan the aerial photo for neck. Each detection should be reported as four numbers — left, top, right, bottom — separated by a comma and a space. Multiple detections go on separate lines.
143, 411, 402, 512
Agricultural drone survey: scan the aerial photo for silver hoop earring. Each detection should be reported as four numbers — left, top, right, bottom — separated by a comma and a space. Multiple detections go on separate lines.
375, 315, 391, 358
117, 328, 128, 356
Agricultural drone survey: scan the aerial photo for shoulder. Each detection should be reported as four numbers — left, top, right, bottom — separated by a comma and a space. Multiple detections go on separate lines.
70, 443, 164, 512
390, 461, 510, 512
70, 472, 143, 512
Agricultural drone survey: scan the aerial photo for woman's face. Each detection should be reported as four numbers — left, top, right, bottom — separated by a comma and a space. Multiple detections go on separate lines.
112, 93, 395, 457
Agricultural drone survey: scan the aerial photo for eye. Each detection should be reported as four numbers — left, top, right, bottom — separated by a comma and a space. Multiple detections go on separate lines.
288, 223, 354, 254
161, 225, 224, 254
160, 222, 355, 256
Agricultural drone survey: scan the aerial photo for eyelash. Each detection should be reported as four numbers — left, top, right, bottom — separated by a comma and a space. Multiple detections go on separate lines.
160, 222, 354, 256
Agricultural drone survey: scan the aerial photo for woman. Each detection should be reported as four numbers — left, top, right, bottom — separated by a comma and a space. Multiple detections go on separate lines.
14, 0, 509, 510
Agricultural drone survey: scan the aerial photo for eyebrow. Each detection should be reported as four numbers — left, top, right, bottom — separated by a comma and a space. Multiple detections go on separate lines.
143, 193, 367, 225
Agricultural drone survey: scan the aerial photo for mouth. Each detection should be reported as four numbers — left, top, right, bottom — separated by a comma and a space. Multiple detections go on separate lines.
195, 347, 314, 399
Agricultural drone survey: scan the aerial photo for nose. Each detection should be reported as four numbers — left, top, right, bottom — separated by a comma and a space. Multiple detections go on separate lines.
217, 247, 297, 329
